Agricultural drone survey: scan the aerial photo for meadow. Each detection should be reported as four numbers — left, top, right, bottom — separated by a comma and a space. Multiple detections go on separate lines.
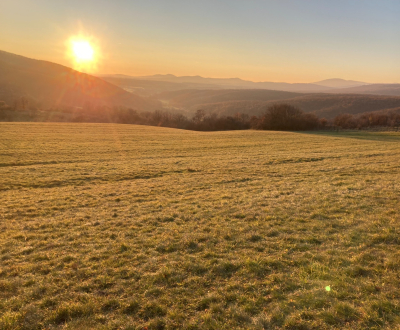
0, 123, 399, 330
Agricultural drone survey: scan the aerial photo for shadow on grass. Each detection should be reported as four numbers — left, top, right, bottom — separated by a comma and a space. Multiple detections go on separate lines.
298, 130, 400, 142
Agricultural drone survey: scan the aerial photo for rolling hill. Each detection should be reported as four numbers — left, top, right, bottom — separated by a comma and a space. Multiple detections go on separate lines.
157, 89, 303, 109
96, 75, 224, 97
0, 50, 161, 110
328, 84, 400, 97
156, 89, 400, 119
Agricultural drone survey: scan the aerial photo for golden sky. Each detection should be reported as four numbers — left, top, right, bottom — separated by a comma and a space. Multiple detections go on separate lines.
1, 0, 399, 83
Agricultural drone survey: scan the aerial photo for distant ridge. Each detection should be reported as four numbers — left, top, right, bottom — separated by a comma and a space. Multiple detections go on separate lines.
313, 78, 368, 88
98, 73, 333, 93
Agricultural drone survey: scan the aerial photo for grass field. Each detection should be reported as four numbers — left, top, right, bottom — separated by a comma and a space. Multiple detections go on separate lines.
1, 123, 399, 330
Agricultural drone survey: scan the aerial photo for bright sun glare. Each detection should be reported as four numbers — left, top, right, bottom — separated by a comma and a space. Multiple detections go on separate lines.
67, 35, 99, 72
72, 40, 94, 61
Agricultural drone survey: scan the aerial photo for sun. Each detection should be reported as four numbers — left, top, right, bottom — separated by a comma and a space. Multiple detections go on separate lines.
67, 34, 100, 72
72, 40, 94, 61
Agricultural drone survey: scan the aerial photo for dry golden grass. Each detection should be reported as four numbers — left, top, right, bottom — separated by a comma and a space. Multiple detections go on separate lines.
0, 123, 399, 329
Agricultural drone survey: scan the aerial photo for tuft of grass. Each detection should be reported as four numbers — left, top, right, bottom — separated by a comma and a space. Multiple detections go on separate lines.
123, 300, 140, 315
140, 302, 167, 320
51, 303, 94, 324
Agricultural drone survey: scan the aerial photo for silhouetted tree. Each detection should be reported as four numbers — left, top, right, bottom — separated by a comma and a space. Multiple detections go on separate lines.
254, 104, 320, 130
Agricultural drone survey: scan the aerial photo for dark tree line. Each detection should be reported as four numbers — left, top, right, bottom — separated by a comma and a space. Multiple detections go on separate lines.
67, 104, 325, 131
333, 111, 400, 129
2, 98, 399, 131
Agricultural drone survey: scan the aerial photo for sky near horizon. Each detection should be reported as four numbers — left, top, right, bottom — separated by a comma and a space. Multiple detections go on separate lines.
1, 0, 399, 83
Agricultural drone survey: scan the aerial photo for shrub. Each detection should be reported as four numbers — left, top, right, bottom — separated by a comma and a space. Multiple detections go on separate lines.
253, 104, 322, 130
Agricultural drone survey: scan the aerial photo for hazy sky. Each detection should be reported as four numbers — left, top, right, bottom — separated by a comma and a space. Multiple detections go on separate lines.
1, 0, 399, 83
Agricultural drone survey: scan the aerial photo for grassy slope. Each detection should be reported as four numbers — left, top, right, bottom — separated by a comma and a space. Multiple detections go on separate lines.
0, 123, 399, 330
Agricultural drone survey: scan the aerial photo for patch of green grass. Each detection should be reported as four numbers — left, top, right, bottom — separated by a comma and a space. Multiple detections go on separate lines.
0, 123, 400, 329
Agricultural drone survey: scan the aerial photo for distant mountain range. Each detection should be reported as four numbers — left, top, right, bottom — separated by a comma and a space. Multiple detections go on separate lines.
133, 74, 337, 91
2, 49, 400, 121
99, 73, 400, 98
98, 73, 339, 94
141, 75, 369, 89
0, 50, 160, 110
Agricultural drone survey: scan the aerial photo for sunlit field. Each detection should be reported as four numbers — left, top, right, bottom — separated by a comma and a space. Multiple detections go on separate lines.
1, 123, 400, 330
